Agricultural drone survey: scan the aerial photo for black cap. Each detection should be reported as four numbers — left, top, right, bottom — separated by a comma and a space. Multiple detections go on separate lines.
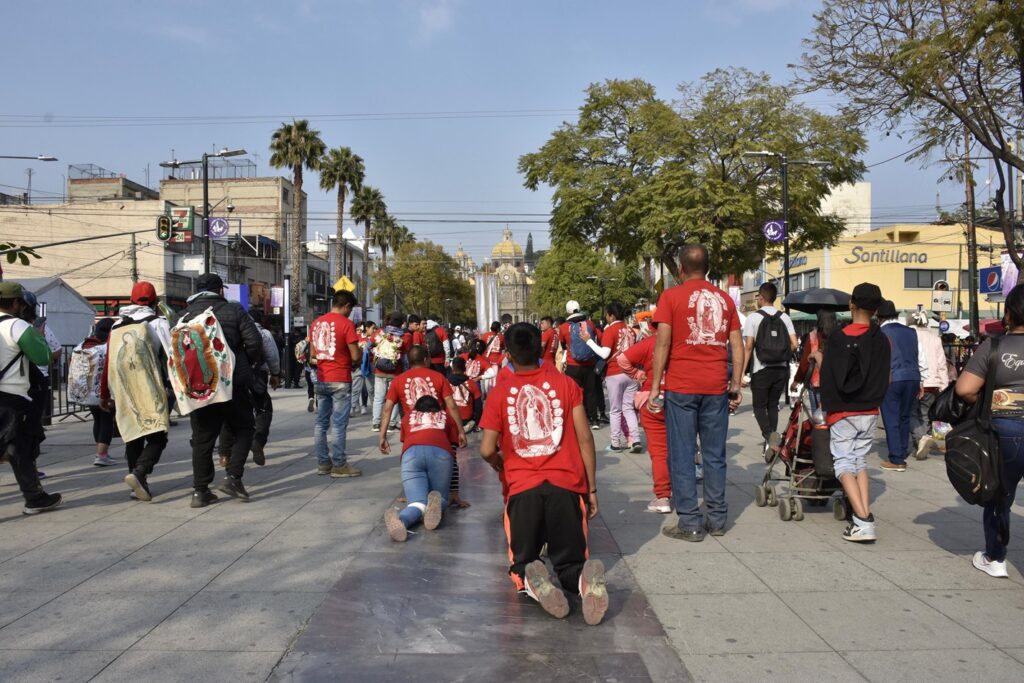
876, 299, 898, 318
196, 273, 224, 293
850, 283, 883, 312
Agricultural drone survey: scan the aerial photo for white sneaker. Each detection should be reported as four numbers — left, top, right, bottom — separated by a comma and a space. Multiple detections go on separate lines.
647, 497, 671, 514
842, 520, 877, 543
915, 435, 933, 460
93, 454, 116, 467
972, 551, 1009, 578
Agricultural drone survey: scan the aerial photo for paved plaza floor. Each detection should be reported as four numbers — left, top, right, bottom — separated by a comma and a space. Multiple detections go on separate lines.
1, 389, 1023, 682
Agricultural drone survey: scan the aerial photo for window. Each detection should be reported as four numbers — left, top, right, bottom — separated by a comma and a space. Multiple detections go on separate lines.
904, 269, 947, 289
960, 269, 972, 290
787, 269, 820, 293
805, 269, 819, 290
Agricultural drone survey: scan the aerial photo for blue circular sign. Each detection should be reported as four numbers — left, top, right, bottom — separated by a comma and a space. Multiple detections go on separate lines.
938, 320, 950, 333
208, 217, 230, 239
763, 220, 786, 242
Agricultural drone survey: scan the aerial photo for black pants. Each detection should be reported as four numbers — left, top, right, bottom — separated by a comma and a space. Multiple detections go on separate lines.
190, 389, 255, 488
89, 406, 115, 445
594, 370, 607, 417
305, 368, 315, 399
0, 393, 46, 504
126, 431, 168, 477
566, 364, 598, 423
504, 481, 588, 591
220, 387, 273, 453
750, 366, 789, 441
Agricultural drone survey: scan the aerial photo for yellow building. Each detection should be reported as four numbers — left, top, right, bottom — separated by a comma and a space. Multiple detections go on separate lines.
763, 223, 1004, 317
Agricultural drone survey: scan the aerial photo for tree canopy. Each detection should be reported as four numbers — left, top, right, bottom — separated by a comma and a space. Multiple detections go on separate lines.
374, 241, 475, 324
519, 71, 866, 279
530, 241, 647, 318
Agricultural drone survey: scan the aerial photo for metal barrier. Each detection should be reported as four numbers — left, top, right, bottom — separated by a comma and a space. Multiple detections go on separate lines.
944, 342, 977, 376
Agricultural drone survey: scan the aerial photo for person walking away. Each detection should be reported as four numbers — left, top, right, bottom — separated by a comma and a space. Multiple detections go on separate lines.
0, 282, 61, 514
449, 357, 482, 431
910, 310, 949, 460
956, 284, 1024, 578
482, 321, 505, 366
176, 274, 263, 507
591, 316, 611, 426
618, 322, 672, 513
559, 301, 602, 429
29, 315, 61, 422
792, 310, 838, 417
309, 290, 362, 478
425, 319, 450, 374
452, 325, 466, 355
820, 283, 890, 542
372, 313, 406, 432
877, 300, 924, 472
69, 318, 117, 466
380, 395, 459, 540
539, 317, 559, 367
579, 303, 640, 451
743, 283, 798, 454
351, 321, 376, 416
478, 322, 608, 625
648, 245, 743, 541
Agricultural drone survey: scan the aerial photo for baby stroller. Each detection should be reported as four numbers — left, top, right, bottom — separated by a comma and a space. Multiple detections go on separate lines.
754, 361, 849, 522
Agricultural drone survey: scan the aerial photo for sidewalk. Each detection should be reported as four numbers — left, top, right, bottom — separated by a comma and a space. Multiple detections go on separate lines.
1, 390, 1023, 682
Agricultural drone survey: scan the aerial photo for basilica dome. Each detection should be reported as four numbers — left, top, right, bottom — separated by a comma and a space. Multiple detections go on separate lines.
490, 227, 523, 262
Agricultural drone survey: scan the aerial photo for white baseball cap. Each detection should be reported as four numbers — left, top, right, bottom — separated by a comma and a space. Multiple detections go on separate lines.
566, 300, 581, 315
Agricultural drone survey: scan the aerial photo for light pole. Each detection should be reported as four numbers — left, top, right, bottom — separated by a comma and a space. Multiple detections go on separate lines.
0, 155, 57, 161
744, 151, 829, 299
160, 147, 246, 274
443, 297, 452, 326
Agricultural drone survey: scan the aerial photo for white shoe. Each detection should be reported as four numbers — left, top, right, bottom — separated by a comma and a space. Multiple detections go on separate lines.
915, 435, 933, 460
647, 497, 671, 514
93, 454, 116, 467
972, 551, 1008, 578
842, 520, 877, 543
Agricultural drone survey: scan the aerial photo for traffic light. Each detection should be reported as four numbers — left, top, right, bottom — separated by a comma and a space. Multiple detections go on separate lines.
156, 215, 172, 242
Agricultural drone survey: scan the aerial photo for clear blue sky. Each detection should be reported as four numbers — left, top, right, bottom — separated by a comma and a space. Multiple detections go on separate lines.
0, 0, 980, 264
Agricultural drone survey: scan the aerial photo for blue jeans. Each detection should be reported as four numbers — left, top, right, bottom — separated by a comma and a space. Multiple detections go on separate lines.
372, 375, 398, 428
664, 391, 729, 531
986, 418, 1024, 562
313, 382, 353, 466
882, 379, 918, 464
399, 445, 453, 528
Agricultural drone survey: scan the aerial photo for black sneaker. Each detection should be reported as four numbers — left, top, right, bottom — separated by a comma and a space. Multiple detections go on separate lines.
704, 521, 726, 537
218, 476, 250, 502
125, 472, 152, 502
661, 525, 705, 542
190, 488, 219, 508
23, 492, 63, 516
252, 443, 266, 467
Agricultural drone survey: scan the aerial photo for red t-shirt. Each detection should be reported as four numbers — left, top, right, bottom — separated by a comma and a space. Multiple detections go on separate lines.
601, 320, 635, 377
541, 327, 559, 363
652, 280, 740, 394
824, 323, 881, 426
459, 353, 491, 381
620, 335, 656, 392
451, 378, 481, 421
480, 365, 588, 497
559, 319, 599, 367
482, 331, 504, 365
426, 325, 448, 365
309, 312, 359, 383
401, 410, 459, 453
385, 366, 455, 416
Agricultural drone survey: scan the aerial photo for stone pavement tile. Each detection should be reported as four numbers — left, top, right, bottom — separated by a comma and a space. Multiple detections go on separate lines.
799, 519, 939, 551
780, 591, 990, 651
734, 551, 899, 593
1006, 648, 1024, 665
625, 551, 768, 595
888, 520, 987, 553
0, 541, 127, 592
252, 520, 374, 553
611, 525, 730, 555
871, 498, 976, 525
360, 509, 514, 556
208, 550, 352, 593
0, 649, 119, 683
841, 648, 1024, 682
144, 520, 280, 552
93, 650, 283, 682
653, 593, 831, 656
0, 521, 84, 562
72, 545, 251, 592
715, 522, 835, 553
911, 589, 1024, 648
681, 652, 866, 683
0, 590, 63, 629
100, 495, 214, 522
44, 519, 185, 555
280, 497, 391, 527
134, 590, 327, 652
848, 550, 1005, 591
0, 590, 191, 650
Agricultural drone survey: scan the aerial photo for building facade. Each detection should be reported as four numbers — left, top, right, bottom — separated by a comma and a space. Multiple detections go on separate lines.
487, 228, 533, 324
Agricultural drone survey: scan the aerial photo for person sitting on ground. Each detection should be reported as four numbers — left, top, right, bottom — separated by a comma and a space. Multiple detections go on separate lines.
479, 322, 608, 625
380, 395, 459, 541
820, 283, 890, 543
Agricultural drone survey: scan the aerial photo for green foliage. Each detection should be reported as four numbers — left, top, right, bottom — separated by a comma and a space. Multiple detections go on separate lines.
530, 241, 648, 318
519, 73, 866, 279
375, 241, 475, 324
0, 242, 40, 266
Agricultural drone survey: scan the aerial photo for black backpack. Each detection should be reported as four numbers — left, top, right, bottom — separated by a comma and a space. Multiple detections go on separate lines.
425, 328, 444, 358
754, 310, 791, 364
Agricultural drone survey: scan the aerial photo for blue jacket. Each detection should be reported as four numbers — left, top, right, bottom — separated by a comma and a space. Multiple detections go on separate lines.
881, 322, 920, 383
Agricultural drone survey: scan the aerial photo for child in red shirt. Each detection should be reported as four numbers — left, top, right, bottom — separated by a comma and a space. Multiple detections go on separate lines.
479, 322, 608, 626
449, 357, 482, 430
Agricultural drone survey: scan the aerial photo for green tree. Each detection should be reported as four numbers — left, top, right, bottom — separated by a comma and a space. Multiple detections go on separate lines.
801, 0, 1024, 272
530, 241, 648, 318
389, 223, 415, 254
350, 185, 387, 312
519, 73, 866, 279
375, 241, 475, 323
319, 146, 365, 281
269, 119, 326, 317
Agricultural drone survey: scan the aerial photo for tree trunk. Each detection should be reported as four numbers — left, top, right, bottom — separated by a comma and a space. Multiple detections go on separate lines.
291, 165, 304, 324
643, 256, 652, 290
335, 187, 346, 282
362, 218, 371, 315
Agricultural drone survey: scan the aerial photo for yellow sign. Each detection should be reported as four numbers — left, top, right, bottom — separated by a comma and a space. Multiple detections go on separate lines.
333, 276, 356, 292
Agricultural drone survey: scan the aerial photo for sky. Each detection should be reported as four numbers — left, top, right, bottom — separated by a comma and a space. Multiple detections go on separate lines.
0, 0, 986, 265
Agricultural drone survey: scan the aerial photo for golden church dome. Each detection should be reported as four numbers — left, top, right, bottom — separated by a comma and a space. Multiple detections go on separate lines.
490, 227, 523, 261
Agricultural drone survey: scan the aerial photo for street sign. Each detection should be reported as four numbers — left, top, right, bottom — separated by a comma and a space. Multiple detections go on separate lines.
931, 280, 952, 312
763, 220, 786, 242
208, 216, 230, 239
156, 215, 172, 242
168, 207, 194, 243
938, 320, 950, 334
980, 265, 1002, 294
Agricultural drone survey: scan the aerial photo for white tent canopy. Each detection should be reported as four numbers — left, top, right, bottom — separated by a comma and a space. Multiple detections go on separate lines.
13, 277, 96, 346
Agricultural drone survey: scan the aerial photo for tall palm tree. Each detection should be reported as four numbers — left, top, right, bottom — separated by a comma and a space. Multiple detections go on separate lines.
389, 223, 415, 255
373, 214, 398, 263
319, 147, 365, 282
269, 119, 326, 320
350, 185, 386, 313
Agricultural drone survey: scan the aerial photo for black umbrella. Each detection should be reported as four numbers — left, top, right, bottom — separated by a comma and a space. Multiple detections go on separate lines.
782, 288, 850, 313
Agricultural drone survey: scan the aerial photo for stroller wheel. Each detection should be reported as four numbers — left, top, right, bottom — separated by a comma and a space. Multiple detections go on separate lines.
779, 497, 793, 521
792, 498, 804, 522
833, 498, 849, 521
767, 487, 778, 507
755, 485, 768, 507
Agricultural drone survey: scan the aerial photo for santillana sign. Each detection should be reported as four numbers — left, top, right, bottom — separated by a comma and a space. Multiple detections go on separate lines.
843, 246, 929, 265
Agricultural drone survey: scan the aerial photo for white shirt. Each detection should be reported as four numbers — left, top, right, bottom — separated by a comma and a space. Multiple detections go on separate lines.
0, 316, 33, 399
742, 306, 796, 374
34, 325, 61, 377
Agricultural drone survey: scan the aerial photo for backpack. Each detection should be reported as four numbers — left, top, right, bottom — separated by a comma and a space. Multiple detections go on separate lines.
754, 310, 791, 365
67, 342, 105, 406
374, 330, 402, 373
569, 321, 598, 363
107, 316, 169, 441
425, 328, 444, 358
167, 307, 236, 416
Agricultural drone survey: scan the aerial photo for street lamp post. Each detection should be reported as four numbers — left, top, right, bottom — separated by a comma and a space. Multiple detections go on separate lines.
160, 148, 246, 274
0, 155, 58, 161
443, 297, 452, 326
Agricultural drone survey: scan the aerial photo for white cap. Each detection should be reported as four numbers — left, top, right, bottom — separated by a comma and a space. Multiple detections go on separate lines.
455, 325, 462, 331
566, 300, 581, 315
